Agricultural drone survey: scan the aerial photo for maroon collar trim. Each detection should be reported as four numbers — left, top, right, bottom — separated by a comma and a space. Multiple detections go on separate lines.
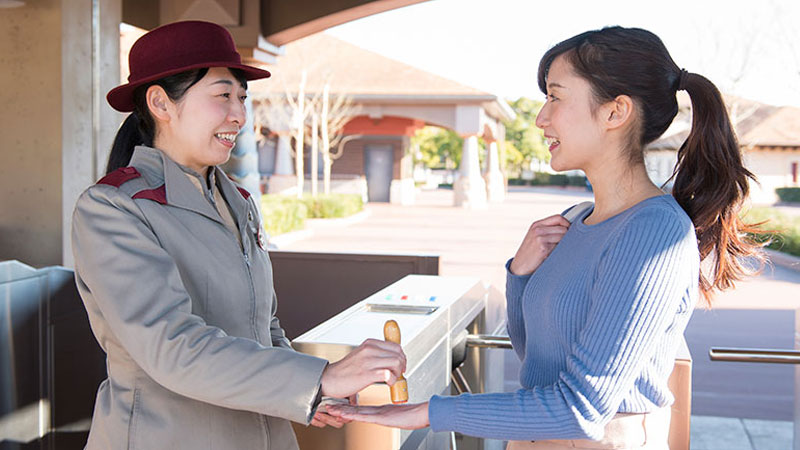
97, 167, 141, 187
132, 185, 168, 205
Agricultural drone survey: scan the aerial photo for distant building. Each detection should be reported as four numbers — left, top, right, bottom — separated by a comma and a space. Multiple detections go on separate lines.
647, 94, 800, 204
249, 33, 514, 204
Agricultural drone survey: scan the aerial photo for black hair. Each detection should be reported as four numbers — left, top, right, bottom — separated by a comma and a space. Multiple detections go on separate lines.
538, 26, 764, 303
106, 68, 248, 174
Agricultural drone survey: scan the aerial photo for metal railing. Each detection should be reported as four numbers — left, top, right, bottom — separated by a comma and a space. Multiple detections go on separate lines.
465, 334, 513, 349
709, 347, 800, 364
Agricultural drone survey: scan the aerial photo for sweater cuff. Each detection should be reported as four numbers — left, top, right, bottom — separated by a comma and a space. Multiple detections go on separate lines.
505, 258, 531, 301
428, 394, 460, 433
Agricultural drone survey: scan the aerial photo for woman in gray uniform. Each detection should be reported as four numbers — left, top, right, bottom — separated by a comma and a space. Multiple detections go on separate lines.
71, 20, 405, 449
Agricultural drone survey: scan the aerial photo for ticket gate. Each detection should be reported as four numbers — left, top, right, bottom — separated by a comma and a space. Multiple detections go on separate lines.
0, 260, 106, 450
292, 274, 507, 450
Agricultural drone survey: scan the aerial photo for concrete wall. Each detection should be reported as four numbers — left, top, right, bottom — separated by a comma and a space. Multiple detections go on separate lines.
0, 1, 121, 267
1, 2, 65, 267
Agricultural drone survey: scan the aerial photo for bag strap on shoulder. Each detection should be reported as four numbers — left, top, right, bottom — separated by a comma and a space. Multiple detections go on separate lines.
562, 201, 594, 224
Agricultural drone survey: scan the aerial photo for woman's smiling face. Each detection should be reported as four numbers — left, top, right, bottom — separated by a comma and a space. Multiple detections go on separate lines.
535, 55, 605, 173
159, 67, 248, 173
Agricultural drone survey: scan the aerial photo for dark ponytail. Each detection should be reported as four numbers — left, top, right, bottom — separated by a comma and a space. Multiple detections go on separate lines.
538, 26, 764, 304
106, 112, 150, 174
671, 72, 763, 301
106, 67, 247, 174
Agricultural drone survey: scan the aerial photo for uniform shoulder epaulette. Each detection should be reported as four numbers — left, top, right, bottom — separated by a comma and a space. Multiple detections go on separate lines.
97, 166, 168, 205
97, 166, 141, 187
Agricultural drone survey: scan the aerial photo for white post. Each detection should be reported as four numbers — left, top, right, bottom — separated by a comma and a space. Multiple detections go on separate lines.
453, 135, 487, 208
484, 140, 505, 202
311, 113, 319, 197
293, 71, 307, 198
321, 83, 332, 195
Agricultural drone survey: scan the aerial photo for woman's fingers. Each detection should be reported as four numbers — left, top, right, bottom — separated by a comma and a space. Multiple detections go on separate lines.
320, 338, 408, 398
533, 214, 571, 227
326, 402, 430, 430
361, 339, 407, 370
376, 368, 397, 386
311, 410, 346, 428
510, 213, 572, 275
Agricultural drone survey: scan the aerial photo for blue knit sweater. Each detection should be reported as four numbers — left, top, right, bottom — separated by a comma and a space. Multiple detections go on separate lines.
429, 195, 698, 441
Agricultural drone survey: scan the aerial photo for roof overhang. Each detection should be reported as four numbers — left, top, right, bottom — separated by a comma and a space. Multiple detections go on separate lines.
122, 0, 430, 64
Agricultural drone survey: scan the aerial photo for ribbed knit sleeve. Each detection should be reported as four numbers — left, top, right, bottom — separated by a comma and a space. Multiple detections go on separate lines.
505, 258, 531, 359
429, 207, 696, 441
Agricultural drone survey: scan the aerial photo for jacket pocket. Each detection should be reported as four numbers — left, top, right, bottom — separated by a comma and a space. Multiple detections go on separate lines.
127, 387, 141, 450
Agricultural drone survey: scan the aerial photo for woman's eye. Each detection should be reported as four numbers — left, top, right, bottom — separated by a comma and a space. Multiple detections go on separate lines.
239, 95, 248, 102
220, 93, 231, 99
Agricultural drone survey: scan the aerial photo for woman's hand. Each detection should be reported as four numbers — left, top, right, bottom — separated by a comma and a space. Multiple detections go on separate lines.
326, 402, 429, 430
320, 339, 407, 399
310, 395, 357, 428
509, 214, 571, 276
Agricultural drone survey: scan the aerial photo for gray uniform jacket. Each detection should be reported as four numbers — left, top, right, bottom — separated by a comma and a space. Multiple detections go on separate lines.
72, 146, 328, 450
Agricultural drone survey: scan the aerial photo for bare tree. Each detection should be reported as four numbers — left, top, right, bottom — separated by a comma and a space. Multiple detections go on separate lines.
252, 68, 358, 197
252, 70, 320, 198
316, 80, 359, 195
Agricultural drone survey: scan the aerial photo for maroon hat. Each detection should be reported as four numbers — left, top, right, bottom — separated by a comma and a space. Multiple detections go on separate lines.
107, 20, 271, 112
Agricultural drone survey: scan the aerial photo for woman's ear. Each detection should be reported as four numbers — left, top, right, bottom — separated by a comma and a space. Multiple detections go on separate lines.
146, 85, 171, 122
603, 94, 635, 131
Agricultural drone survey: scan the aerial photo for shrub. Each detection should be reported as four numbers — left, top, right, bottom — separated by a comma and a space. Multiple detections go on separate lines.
261, 195, 308, 236
744, 207, 800, 258
776, 187, 800, 203
301, 194, 363, 219
526, 172, 586, 187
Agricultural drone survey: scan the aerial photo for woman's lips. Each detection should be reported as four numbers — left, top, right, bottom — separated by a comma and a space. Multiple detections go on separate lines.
215, 132, 237, 148
545, 137, 560, 152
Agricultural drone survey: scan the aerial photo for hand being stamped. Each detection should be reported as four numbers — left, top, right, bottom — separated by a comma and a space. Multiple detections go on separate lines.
310, 395, 357, 429
326, 401, 430, 430
509, 214, 571, 276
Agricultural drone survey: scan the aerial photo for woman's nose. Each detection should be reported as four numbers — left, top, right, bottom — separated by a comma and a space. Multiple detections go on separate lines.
535, 105, 549, 129
230, 101, 246, 127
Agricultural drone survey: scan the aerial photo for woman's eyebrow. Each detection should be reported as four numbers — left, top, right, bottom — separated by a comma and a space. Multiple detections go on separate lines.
210, 79, 234, 86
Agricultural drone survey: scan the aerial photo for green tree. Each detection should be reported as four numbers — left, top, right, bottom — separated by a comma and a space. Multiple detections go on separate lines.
504, 97, 549, 175
412, 126, 463, 169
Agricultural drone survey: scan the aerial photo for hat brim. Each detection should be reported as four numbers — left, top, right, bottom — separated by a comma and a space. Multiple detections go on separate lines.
107, 62, 271, 112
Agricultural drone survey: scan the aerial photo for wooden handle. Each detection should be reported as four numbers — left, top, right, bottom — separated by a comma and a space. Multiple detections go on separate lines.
383, 320, 401, 344
383, 320, 408, 404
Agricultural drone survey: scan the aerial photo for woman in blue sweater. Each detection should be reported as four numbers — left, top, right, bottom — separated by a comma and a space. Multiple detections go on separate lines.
328, 26, 764, 449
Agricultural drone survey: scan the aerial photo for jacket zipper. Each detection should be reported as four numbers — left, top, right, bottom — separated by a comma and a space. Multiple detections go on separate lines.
205, 183, 261, 343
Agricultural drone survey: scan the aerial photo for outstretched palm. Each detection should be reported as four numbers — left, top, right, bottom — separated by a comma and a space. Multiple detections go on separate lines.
326, 402, 430, 430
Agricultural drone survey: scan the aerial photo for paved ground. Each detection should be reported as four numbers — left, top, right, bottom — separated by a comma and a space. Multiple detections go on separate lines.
276, 186, 800, 449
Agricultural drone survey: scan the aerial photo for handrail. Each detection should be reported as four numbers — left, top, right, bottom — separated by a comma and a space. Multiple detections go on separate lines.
465, 335, 512, 349
709, 347, 800, 364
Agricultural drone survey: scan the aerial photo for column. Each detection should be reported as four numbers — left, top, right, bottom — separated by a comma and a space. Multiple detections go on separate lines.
267, 132, 299, 194
483, 140, 505, 203
222, 96, 261, 201
453, 135, 487, 208
0, 0, 121, 268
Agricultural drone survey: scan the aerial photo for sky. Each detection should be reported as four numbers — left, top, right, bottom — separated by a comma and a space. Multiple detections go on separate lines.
327, 0, 800, 108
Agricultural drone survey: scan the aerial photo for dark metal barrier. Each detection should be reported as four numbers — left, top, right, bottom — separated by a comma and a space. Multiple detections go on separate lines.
0, 261, 106, 450
270, 251, 439, 339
